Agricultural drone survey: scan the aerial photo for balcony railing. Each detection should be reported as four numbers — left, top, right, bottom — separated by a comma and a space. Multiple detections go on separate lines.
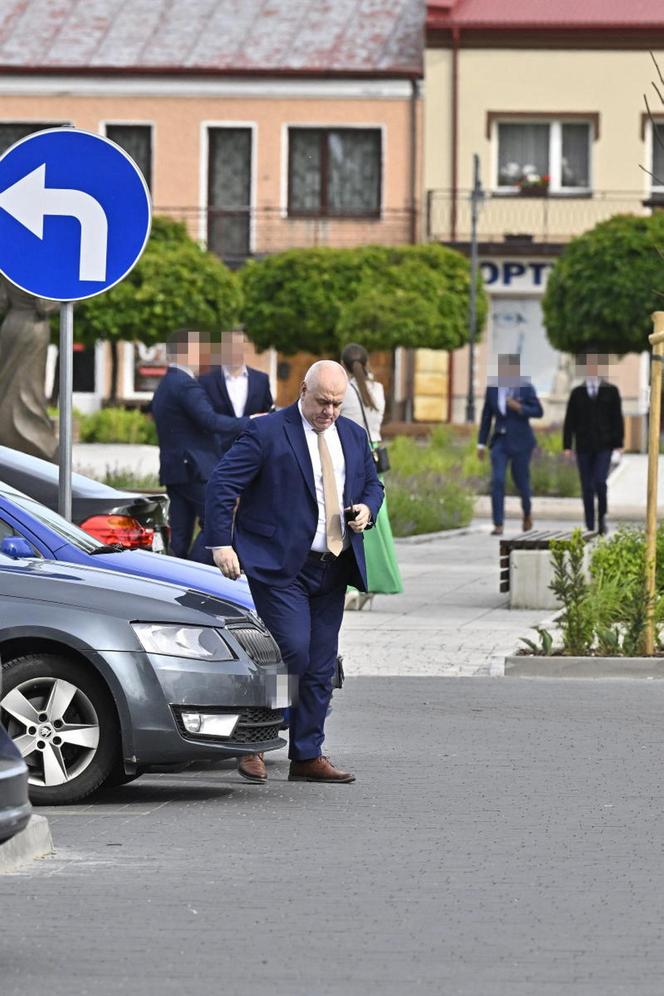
154, 205, 418, 266
426, 189, 656, 245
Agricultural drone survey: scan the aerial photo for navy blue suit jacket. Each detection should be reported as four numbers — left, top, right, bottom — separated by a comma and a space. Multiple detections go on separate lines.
198, 366, 273, 458
151, 367, 252, 486
478, 383, 543, 453
205, 403, 385, 590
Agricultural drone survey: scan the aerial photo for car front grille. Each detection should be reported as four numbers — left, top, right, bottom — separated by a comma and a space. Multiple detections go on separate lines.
233, 706, 284, 744
227, 625, 282, 666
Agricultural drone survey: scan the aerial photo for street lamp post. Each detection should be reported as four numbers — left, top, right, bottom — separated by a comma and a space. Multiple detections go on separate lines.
466, 154, 483, 423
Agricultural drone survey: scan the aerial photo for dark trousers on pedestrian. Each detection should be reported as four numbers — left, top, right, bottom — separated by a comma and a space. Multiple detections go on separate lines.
490, 436, 532, 527
248, 549, 352, 761
166, 481, 213, 564
576, 449, 612, 531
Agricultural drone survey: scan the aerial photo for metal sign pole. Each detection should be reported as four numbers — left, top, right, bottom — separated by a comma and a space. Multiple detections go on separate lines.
58, 301, 74, 520
466, 153, 483, 423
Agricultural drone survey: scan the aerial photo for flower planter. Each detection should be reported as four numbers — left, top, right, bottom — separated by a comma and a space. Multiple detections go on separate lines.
518, 188, 548, 197
505, 654, 664, 679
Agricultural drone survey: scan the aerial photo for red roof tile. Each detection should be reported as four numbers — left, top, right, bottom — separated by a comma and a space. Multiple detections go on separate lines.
428, 0, 664, 30
0, 0, 424, 77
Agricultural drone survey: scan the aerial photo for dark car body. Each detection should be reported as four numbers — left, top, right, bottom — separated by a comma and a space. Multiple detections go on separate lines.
0, 446, 169, 551
0, 479, 254, 611
0, 721, 30, 843
0, 553, 288, 804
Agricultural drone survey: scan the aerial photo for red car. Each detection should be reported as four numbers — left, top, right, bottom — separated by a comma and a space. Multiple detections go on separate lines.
0, 446, 169, 552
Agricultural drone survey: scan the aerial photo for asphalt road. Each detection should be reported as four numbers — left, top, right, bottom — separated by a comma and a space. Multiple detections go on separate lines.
4, 676, 664, 996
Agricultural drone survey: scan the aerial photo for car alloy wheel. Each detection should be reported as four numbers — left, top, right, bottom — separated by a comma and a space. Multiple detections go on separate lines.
2, 677, 100, 788
0, 654, 120, 805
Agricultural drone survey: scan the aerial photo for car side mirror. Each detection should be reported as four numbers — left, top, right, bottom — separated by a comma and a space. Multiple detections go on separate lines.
0, 536, 35, 559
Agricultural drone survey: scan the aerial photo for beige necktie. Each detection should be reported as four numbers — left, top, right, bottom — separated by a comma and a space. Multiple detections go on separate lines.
317, 431, 344, 557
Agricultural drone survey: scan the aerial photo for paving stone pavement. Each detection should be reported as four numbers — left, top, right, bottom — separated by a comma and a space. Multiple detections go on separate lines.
341, 525, 552, 677
4, 677, 664, 996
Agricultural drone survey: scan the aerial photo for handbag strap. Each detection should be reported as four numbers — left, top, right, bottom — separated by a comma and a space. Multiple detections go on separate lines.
350, 382, 373, 444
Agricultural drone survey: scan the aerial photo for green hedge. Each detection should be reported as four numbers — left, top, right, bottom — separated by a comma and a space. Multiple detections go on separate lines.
79, 408, 157, 445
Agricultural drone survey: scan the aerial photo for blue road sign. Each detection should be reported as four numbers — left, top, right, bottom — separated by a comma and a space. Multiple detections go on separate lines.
0, 128, 151, 302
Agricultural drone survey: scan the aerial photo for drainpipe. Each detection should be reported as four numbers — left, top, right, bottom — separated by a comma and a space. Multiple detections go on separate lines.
451, 26, 460, 241
409, 78, 418, 244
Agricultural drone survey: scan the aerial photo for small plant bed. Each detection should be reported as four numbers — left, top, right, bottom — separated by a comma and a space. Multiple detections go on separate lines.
509, 528, 664, 676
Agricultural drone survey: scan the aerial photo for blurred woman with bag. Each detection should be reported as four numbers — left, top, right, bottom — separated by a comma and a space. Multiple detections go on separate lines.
340, 343, 403, 608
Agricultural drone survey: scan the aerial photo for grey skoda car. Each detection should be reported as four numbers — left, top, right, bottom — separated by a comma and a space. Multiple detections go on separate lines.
0, 548, 288, 805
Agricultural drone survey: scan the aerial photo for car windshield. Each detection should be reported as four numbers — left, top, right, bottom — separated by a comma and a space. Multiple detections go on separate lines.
2, 491, 104, 553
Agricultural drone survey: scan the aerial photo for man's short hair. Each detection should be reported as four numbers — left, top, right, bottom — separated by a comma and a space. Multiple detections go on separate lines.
166, 328, 206, 359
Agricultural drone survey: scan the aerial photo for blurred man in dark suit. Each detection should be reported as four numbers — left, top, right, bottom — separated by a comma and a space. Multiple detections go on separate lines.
477, 353, 544, 536
199, 329, 273, 460
151, 329, 257, 562
563, 349, 624, 534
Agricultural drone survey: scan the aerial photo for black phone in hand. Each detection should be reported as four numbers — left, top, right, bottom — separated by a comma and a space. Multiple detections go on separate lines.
344, 505, 359, 524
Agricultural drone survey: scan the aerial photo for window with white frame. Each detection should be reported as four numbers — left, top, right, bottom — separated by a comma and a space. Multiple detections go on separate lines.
496, 120, 591, 193
0, 122, 67, 154
651, 121, 664, 191
288, 128, 382, 217
105, 124, 152, 191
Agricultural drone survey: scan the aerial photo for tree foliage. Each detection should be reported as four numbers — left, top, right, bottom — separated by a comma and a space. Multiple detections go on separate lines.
543, 213, 664, 355
74, 216, 242, 346
241, 244, 487, 355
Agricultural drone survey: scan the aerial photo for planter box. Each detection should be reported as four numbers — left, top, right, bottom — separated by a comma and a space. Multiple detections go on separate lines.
505, 654, 664, 679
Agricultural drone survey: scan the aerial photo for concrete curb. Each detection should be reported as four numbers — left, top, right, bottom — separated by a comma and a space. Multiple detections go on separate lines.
0, 816, 53, 873
505, 654, 664, 679
396, 525, 484, 545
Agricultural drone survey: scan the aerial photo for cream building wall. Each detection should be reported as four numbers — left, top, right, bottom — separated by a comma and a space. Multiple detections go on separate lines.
424, 46, 660, 441
426, 47, 664, 196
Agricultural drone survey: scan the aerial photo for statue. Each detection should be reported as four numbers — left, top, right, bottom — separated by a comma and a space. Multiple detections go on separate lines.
0, 277, 58, 460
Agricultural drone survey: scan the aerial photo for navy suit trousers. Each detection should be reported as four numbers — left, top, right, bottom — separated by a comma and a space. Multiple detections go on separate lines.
248, 549, 353, 761
490, 436, 533, 526
166, 482, 213, 565
576, 449, 612, 530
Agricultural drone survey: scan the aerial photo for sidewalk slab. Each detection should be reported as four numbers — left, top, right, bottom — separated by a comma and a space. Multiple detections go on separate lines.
0, 815, 53, 873
73, 443, 159, 480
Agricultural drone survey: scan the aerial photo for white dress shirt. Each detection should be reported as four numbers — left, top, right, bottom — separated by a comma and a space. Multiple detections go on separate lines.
586, 376, 600, 398
498, 386, 511, 415
298, 401, 348, 553
223, 366, 249, 417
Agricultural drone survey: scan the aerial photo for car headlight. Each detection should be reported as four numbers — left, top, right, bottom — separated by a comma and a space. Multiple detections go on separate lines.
132, 623, 235, 661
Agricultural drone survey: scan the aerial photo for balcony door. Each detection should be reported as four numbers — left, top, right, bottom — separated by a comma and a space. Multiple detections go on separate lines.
207, 127, 253, 266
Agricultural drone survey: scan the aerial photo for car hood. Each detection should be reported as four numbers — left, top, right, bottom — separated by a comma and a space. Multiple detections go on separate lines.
88, 549, 255, 611
0, 557, 251, 626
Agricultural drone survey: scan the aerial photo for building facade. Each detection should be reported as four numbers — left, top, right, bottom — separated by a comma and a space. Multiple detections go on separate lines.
425, 0, 664, 442
0, 0, 423, 410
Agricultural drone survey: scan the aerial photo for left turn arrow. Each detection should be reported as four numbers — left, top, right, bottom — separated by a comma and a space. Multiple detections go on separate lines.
0, 163, 109, 281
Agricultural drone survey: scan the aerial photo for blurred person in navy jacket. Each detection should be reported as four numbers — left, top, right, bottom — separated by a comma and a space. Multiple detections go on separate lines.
477, 353, 543, 536
199, 329, 273, 459
151, 329, 259, 563
563, 349, 624, 534
206, 361, 384, 785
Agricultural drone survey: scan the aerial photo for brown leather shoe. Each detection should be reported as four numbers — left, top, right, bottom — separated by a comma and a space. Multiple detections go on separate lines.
522, 515, 533, 531
491, 525, 504, 536
288, 756, 355, 783
238, 752, 266, 783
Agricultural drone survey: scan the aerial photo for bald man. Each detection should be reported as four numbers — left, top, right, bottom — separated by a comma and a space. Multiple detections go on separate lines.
206, 361, 384, 784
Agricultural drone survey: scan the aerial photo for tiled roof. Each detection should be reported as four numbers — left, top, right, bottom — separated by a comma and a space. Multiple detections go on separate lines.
0, 0, 424, 77
427, 0, 664, 29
